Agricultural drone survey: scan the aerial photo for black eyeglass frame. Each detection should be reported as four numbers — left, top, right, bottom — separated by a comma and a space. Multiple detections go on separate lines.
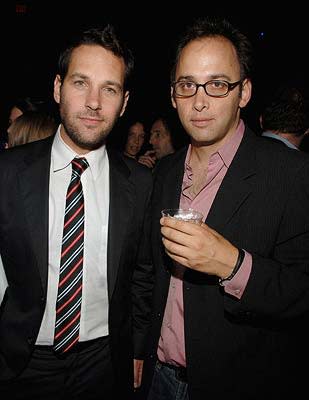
172, 79, 243, 98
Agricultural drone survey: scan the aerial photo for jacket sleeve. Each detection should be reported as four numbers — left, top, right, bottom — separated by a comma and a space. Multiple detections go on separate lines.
224, 159, 309, 321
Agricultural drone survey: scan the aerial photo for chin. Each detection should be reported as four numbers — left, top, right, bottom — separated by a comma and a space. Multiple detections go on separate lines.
78, 139, 106, 151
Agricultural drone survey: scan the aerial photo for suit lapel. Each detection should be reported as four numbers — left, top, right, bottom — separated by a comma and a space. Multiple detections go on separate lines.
18, 139, 53, 292
160, 148, 187, 209
206, 128, 257, 231
107, 150, 135, 299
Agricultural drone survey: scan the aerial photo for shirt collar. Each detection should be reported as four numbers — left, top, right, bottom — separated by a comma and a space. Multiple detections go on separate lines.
185, 119, 245, 169
51, 126, 108, 180
262, 131, 299, 150
218, 119, 245, 166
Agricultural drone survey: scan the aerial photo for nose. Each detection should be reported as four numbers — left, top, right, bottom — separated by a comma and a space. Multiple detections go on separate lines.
193, 86, 210, 112
150, 136, 157, 145
85, 87, 101, 111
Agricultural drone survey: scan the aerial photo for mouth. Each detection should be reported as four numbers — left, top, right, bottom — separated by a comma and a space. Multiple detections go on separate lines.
191, 118, 212, 128
80, 117, 102, 126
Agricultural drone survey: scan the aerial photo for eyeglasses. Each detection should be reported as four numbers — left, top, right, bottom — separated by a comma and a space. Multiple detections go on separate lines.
172, 79, 242, 98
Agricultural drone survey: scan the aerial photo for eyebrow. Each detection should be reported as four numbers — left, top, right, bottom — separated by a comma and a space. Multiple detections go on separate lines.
176, 73, 233, 81
70, 73, 123, 89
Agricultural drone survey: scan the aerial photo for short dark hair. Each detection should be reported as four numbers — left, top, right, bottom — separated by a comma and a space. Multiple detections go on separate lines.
261, 86, 309, 136
58, 25, 134, 90
171, 17, 253, 84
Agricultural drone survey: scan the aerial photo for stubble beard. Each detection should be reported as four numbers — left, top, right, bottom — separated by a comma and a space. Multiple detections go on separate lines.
60, 107, 119, 151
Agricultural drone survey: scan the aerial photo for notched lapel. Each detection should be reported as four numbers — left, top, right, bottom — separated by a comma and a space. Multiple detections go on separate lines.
18, 146, 51, 292
159, 149, 186, 210
207, 132, 256, 231
107, 153, 135, 299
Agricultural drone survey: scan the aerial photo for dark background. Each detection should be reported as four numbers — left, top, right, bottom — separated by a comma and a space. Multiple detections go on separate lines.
1, 2, 307, 136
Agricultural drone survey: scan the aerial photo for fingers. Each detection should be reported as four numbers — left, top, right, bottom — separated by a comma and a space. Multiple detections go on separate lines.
138, 154, 156, 168
164, 249, 189, 267
144, 150, 156, 157
160, 216, 204, 234
160, 217, 211, 270
161, 217, 204, 256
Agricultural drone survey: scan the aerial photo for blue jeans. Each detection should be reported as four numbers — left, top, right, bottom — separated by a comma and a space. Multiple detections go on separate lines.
147, 361, 189, 400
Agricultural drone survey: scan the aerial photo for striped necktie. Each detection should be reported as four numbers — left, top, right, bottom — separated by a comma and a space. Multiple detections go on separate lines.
54, 157, 89, 353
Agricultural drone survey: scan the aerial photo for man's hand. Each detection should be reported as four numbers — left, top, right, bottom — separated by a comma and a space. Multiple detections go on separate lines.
138, 150, 156, 169
160, 216, 238, 279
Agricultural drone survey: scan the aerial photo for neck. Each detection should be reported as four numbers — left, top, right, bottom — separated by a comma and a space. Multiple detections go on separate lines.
276, 132, 302, 149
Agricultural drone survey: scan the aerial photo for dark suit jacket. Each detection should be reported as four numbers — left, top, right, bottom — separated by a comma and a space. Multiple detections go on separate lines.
0, 136, 153, 396
141, 126, 309, 399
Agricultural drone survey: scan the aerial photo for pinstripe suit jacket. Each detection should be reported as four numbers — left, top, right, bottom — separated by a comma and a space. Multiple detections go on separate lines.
141, 126, 309, 399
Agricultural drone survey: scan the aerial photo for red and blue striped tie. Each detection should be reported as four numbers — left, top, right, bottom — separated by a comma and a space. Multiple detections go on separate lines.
54, 157, 89, 353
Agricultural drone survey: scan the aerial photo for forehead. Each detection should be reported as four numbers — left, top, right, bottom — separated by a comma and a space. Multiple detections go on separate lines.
10, 106, 23, 121
151, 119, 166, 132
67, 44, 126, 84
176, 36, 240, 79
129, 122, 145, 133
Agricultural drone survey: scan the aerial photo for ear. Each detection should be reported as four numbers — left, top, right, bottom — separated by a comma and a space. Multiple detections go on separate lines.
239, 78, 252, 109
171, 86, 177, 109
54, 75, 62, 104
120, 91, 130, 117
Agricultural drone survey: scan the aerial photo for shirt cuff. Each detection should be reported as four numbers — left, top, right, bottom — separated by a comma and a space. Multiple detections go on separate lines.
222, 250, 252, 299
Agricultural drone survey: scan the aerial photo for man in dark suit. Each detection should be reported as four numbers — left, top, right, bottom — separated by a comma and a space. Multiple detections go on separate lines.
139, 17, 309, 400
0, 25, 153, 399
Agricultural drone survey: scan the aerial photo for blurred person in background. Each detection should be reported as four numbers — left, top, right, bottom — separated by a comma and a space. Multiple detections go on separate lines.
8, 96, 43, 125
7, 111, 58, 148
138, 113, 188, 170
260, 84, 309, 150
123, 118, 146, 159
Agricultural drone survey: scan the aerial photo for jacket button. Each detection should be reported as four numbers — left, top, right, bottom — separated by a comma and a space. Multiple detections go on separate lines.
27, 337, 34, 345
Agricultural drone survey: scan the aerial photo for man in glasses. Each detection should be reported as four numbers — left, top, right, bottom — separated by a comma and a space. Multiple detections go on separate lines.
138, 16, 309, 400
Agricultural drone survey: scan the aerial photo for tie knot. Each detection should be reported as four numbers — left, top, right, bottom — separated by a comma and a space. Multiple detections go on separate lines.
71, 157, 89, 176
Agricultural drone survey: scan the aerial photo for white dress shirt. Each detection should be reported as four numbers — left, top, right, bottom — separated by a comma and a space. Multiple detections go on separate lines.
36, 128, 110, 344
